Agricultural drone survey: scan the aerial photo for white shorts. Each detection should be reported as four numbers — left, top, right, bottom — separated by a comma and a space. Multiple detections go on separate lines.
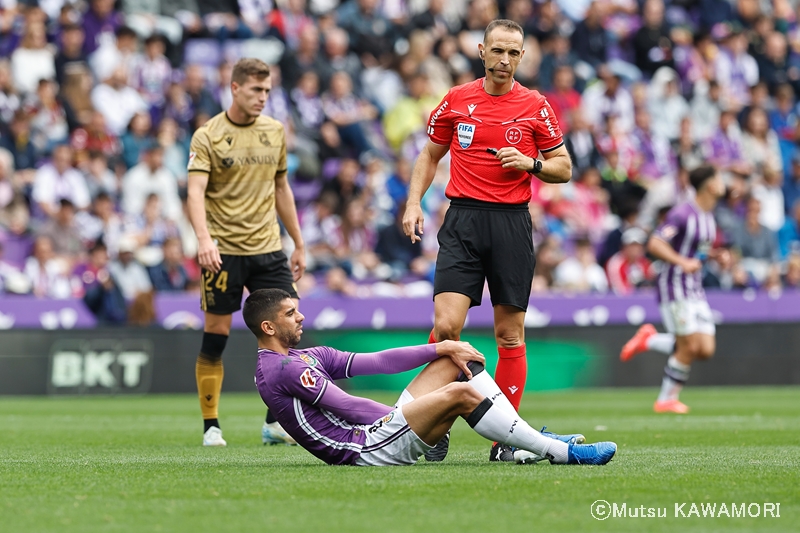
354, 390, 432, 466
660, 299, 716, 337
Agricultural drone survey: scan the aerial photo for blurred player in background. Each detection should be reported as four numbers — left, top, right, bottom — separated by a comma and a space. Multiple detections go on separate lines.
187, 58, 305, 446
247, 288, 616, 467
402, 19, 572, 462
620, 166, 725, 413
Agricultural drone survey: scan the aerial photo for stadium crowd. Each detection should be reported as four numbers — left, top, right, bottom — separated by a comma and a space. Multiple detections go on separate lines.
2, 0, 800, 324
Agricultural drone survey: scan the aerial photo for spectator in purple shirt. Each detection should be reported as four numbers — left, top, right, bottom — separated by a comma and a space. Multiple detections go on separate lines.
0, 203, 35, 269
82, 0, 124, 56
631, 107, 676, 184
703, 110, 753, 180
131, 34, 173, 121
0, 239, 31, 294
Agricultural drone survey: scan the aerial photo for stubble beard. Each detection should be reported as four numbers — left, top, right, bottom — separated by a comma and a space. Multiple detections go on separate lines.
278, 327, 301, 349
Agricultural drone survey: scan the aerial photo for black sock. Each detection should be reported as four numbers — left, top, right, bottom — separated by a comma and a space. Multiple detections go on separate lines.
465, 398, 494, 428
265, 410, 277, 424
204, 418, 220, 432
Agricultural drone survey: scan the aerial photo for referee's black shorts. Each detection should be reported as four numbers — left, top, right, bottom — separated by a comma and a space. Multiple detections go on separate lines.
201, 251, 299, 315
433, 198, 534, 310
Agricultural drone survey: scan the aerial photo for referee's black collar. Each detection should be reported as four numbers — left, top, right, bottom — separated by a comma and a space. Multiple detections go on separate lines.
225, 112, 257, 127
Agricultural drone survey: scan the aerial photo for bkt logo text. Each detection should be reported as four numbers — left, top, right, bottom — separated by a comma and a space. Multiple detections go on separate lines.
49, 340, 153, 394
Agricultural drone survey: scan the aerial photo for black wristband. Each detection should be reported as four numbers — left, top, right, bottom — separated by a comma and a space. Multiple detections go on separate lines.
527, 159, 543, 175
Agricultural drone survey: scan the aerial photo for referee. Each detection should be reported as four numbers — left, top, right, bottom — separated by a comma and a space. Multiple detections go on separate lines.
402, 19, 572, 461
187, 58, 306, 447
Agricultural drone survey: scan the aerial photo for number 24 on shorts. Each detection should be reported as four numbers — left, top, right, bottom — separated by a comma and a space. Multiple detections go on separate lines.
203, 270, 228, 293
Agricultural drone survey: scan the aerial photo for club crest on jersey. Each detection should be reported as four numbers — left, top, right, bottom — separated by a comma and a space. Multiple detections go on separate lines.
300, 368, 316, 388
298, 353, 318, 367
505, 127, 522, 145
660, 224, 678, 241
457, 123, 476, 148
368, 412, 395, 433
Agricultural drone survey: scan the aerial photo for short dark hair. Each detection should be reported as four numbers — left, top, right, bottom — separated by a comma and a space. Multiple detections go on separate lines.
483, 19, 524, 44
94, 191, 111, 203
115, 26, 137, 39
89, 240, 107, 254
243, 288, 293, 338
232, 58, 270, 85
689, 165, 717, 191
145, 33, 165, 46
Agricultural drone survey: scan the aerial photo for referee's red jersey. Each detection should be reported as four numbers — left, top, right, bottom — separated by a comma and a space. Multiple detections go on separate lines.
427, 78, 564, 204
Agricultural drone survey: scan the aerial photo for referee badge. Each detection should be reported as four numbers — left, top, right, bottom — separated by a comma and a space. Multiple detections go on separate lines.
457, 123, 476, 149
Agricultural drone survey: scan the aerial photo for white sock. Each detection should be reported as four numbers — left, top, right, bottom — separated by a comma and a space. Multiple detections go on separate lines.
657, 355, 690, 402
646, 333, 676, 354
466, 399, 569, 463
466, 366, 520, 416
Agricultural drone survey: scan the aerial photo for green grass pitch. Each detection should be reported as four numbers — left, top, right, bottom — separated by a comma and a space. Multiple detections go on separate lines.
1, 387, 798, 533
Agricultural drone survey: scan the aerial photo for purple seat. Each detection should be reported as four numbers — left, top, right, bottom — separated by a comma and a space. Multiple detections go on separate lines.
184, 39, 222, 68
291, 179, 322, 208
322, 159, 341, 181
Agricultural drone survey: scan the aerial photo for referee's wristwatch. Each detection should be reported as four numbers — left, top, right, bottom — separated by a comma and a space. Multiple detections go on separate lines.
527, 158, 543, 175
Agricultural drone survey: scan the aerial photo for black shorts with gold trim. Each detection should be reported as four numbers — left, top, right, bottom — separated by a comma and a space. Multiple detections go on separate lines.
200, 251, 299, 315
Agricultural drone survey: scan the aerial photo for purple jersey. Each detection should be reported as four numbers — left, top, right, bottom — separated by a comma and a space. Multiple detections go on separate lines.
255, 346, 376, 465
255, 344, 439, 465
654, 201, 717, 303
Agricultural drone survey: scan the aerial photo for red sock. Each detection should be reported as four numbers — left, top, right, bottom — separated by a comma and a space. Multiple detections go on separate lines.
494, 344, 527, 411
428, 329, 436, 344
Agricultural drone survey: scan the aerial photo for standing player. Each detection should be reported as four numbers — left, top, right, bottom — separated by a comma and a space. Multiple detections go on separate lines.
620, 166, 724, 413
402, 19, 572, 461
246, 288, 616, 467
187, 58, 306, 446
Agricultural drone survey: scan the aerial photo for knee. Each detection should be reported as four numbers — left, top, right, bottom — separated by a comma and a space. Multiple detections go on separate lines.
695, 343, 715, 360
494, 328, 523, 349
435, 322, 462, 341
685, 339, 714, 360
444, 382, 482, 411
